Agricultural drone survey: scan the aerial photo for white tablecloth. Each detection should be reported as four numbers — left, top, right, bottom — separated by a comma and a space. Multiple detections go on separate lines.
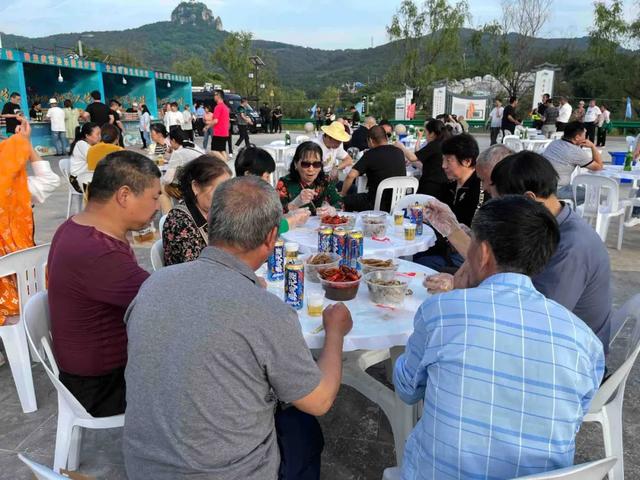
281, 216, 436, 258
261, 259, 436, 351
590, 165, 640, 182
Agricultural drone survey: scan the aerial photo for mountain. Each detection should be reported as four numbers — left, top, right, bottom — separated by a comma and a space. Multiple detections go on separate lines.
0, 2, 592, 94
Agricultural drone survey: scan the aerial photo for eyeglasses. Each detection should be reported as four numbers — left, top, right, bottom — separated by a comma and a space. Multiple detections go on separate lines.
300, 161, 323, 169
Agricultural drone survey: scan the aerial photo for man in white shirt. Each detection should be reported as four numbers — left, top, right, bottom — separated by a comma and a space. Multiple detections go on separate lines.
556, 96, 572, 132
487, 98, 503, 145
182, 105, 194, 141
583, 99, 602, 143
46, 98, 68, 155
313, 121, 353, 180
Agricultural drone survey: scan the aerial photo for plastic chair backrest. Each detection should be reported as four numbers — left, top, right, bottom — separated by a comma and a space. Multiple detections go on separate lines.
503, 135, 523, 152
0, 244, 50, 315
23, 292, 95, 420
572, 174, 621, 216
261, 146, 279, 163
296, 135, 310, 144
589, 295, 640, 413
374, 176, 419, 212
150, 240, 164, 271
283, 146, 298, 168
511, 457, 617, 479
394, 194, 435, 212
18, 454, 69, 480
58, 158, 70, 178
159, 214, 167, 234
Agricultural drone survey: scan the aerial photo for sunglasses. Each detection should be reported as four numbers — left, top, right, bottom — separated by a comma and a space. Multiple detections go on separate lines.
300, 161, 323, 169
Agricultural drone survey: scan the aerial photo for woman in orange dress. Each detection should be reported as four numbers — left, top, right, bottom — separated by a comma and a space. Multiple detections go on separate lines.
0, 119, 59, 327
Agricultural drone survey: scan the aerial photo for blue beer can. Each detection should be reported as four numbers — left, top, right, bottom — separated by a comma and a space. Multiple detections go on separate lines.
410, 206, 424, 236
284, 260, 304, 310
267, 238, 285, 281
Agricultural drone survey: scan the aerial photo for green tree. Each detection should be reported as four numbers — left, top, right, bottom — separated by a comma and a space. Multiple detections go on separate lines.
386, 0, 469, 90
172, 57, 224, 86
319, 86, 341, 110
211, 31, 254, 94
589, 0, 629, 59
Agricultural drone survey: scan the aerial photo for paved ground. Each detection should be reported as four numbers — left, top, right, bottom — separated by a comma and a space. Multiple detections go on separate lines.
1, 132, 639, 479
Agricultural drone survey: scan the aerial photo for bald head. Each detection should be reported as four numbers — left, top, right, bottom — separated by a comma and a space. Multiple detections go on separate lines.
476, 144, 514, 197
364, 116, 376, 128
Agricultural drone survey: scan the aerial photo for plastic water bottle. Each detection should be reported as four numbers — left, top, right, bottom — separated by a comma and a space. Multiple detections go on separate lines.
285, 131, 291, 146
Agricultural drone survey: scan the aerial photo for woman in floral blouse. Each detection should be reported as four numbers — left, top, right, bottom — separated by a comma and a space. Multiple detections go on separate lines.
162, 155, 232, 266
276, 141, 343, 214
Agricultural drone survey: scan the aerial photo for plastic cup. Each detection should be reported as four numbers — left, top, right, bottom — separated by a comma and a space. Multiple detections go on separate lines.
404, 223, 416, 241
393, 210, 404, 225
307, 292, 324, 317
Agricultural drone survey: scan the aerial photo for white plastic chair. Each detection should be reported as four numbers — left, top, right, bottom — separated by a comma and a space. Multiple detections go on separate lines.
373, 176, 419, 212
23, 292, 125, 473
150, 240, 164, 271
58, 158, 83, 218
159, 214, 167, 234
261, 145, 280, 164
551, 131, 564, 140
283, 146, 298, 168
0, 244, 50, 413
295, 135, 310, 144
582, 294, 640, 480
382, 457, 617, 480
18, 454, 69, 480
503, 135, 524, 152
572, 174, 630, 249
394, 194, 435, 212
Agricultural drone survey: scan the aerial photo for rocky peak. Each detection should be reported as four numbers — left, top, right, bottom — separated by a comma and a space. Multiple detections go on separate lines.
170, 1, 223, 30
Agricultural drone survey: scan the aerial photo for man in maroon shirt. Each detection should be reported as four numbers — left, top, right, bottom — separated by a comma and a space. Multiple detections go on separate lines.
48, 150, 161, 417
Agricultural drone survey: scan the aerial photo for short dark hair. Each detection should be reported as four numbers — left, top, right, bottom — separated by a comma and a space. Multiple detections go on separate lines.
425, 118, 451, 141
170, 102, 178, 108
240, 97, 247, 103
543, 93, 550, 98
563, 121, 585, 140
235, 146, 276, 177
491, 151, 559, 198
441, 133, 479, 167
110, 99, 121, 106
288, 141, 326, 183
472, 196, 560, 277
31, 101, 40, 107
509, 96, 517, 104
63, 99, 73, 108
179, 155, 232, 225
88, 150, 160, 202
150, 123, 168, 137
378, 119, 391, 127
90, 90, 101, 101
10, 91, 21, 99
214, 89, 224, 99
368, 125, 388, 144
100, 124, 120, 144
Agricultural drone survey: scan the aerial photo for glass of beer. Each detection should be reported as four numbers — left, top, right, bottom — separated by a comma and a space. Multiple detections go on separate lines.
393, 210, 404, 226
307, 292, 324, 317
404, 223, 416, 241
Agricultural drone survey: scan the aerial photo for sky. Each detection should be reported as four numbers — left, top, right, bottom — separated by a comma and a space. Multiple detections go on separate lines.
0, 0, 638, 50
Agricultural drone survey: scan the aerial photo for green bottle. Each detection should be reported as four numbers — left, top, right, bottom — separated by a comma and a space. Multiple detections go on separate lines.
285, 131, 291, 146
624, 148, 633, 172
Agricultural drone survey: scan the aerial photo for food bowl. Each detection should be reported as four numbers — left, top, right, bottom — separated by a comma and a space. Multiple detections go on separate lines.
364, 271, 409, 307
357, 256, 399, 276
359, 211, 390, 238
319, 266, 362, 301
303, 252, 342, 283
319, 213, 357, 230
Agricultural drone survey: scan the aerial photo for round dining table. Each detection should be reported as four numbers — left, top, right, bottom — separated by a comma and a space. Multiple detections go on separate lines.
281, 215, 436, 258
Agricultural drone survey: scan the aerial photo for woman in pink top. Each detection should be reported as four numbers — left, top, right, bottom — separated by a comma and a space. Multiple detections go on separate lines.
202, 105, 214, 152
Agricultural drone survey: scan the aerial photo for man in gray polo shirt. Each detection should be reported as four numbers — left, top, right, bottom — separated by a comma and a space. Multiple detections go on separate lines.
123, 176, 353, 479
542, 121, 603, 199
424, 151, 612, 352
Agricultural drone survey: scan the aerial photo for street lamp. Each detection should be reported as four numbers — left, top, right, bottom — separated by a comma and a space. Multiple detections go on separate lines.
249, 55, 265, 111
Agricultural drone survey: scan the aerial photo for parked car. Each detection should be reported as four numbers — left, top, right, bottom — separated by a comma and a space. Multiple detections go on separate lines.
192, 91, 261, 134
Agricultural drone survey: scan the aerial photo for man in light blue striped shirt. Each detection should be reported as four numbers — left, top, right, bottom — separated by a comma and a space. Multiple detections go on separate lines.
394, 196, 604, 480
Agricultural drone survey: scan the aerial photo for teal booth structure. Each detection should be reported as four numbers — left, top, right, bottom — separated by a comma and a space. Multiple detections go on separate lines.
0, 48, 191, 155
155, 72, 192, 110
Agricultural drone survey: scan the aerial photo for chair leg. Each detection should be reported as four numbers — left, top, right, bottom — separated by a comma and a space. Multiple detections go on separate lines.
66, 191, 72, 219
601, 405, 625, 480
1, 327, 37, 413
53, 406, 76, 473
598, 216, 611, 244
67, 426, 83, 471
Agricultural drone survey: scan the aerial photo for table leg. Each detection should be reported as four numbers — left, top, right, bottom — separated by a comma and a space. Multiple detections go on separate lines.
341, 348, 418, 467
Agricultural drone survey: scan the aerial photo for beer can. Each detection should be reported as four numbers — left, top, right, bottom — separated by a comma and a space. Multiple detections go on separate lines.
318, 226, 334, 253
410, 206, 424, 236
347, 230, 364, 270
267, 238, 285, 281
284, 260, 304, 310
333, 227, 349, 266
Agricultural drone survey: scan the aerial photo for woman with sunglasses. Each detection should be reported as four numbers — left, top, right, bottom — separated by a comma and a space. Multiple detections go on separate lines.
276, 141, 343, 214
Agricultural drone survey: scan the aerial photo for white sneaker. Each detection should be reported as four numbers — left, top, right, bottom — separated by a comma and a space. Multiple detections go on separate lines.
624, 217, 640, 228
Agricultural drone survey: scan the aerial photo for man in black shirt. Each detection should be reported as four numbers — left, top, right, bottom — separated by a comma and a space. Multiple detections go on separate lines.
340, 125, 407, 212
1, 92, 23, 135
415, 133, 481, 272
83, 90, 112, 128
501, 96, 521, 135
109, 99, 126, 147
346, 116, 376, 151
350, 106, 361, 127
29, 102, 43, 122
